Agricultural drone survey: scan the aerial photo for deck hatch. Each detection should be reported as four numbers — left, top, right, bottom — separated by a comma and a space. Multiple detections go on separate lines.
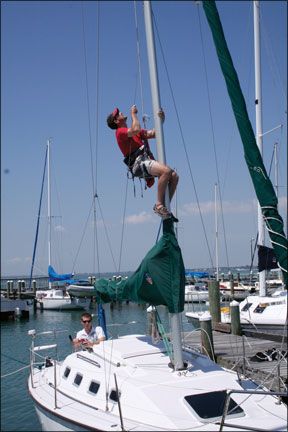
184, 390, 244, 421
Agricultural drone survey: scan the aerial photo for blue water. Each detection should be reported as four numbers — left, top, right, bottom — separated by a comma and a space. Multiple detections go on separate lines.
1, 302, 197, 431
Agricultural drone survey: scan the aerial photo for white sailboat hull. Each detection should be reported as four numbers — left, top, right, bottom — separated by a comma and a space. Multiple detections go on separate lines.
66, 284, 95, 298
184, 285, 209, 303
28, 335, 287, 431
36, 289, 90, 311
186, 290, 287, 330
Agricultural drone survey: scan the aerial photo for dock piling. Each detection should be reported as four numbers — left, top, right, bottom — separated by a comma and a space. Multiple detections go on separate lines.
207, 280, 221, 325
17, 280, 21, 299
230, 300, 242, 336
199, 313, 215, 360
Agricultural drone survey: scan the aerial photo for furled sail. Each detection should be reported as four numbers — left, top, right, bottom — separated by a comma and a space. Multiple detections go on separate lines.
48, 265, 74, 283
94, 219, 185, 313
203, 0, 287, 286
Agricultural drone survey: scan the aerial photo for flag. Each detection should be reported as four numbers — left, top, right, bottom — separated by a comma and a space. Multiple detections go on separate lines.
258, 245, 278, 272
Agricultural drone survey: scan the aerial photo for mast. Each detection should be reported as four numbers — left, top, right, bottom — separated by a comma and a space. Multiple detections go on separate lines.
143, 1, 184, 370
274, 142, 278, 199
47, 139, 52, 290
214, 183, 219, 281
253, 1, 266, 296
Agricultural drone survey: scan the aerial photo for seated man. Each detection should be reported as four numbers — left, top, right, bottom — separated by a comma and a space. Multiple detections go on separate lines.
73, 312, 105, 348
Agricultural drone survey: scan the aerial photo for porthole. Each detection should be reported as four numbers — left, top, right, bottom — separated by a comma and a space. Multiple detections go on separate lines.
89, 381, 100, 394
109, 389, 120, 402
74, 373, 83, 386
63, 367, 71, 378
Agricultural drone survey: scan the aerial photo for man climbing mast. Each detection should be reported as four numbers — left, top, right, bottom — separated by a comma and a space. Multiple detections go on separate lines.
107, 104, 179, 219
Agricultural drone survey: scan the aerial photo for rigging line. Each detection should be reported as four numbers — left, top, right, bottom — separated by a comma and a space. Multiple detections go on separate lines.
1, 352, 30, 366
118, 176, 129, 273
71, 198, 94, 273
152, 10, 214, 268
95, 196, 118, 274
93, 2, 101, 275
117, 1, 149, 273
81, 1, 96, 198
260, 6, 287, 106
51, 171, 64, 273
29, 145, 48, 289
222, 3, 253, 197
134, 1, 147, 127
1, 365, 30, 379
196, 5, 230, 270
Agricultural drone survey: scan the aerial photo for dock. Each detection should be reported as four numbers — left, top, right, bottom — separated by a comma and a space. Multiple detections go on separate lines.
0, 298, 31, 320
182, 330, 287, 394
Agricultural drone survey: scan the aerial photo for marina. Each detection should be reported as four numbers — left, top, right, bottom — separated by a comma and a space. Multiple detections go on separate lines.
2, 0, 287, 430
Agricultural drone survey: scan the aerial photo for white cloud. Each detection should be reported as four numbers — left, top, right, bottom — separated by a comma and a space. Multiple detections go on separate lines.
125, 211, 154, 224
54, 225, 65, 232
278, 196, 287, 210
181, 199, 256, 216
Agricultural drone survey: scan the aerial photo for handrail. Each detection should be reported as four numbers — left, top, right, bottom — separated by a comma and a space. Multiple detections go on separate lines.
218, 388, 287, 432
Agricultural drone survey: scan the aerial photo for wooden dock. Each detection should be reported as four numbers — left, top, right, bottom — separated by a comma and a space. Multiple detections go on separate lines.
182, 330, 287, 394
0, 298, 31, 320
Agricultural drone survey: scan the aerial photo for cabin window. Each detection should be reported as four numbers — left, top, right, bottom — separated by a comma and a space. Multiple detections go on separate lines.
88, 381, 100, 395
253, 304, 267, 313
184, 390, 244, 422
241, 302, 253, 312
63, 367, 71, 378
109, 389, 120, 402
73, 373, 83, 386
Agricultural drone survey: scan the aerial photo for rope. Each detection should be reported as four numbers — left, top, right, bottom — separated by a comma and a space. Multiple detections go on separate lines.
29, 146, 48, 289
95, 196, 118, 274
133, 1, 147, 128
152, 10, 214, 269
118, 177, 129, 273
196, 5, 230, 269
155, 309, 173, 360
1, 365, 30, 378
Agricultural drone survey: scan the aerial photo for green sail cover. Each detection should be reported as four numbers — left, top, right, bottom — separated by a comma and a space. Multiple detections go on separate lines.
203, 1, 287, 286
94, 219, 185, 313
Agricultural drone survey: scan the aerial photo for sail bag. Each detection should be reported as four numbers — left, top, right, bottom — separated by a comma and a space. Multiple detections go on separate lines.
94, 219, 185, 313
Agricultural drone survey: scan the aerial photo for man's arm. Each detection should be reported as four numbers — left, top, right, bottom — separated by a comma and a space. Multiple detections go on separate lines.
142, 108, 165, 139
127, 105, 141, 137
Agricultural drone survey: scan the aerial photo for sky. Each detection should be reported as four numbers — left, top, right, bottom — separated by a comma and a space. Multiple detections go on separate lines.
1, 0, 287, 278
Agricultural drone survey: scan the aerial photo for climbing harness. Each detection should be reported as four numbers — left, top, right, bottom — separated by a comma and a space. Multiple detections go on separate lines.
123, 140, 155, 197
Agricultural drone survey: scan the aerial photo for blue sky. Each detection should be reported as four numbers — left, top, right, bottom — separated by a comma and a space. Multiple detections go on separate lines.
1, 1, 287, 277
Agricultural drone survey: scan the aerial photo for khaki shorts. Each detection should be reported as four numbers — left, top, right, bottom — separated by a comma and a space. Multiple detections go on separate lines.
132, 155, 156, 177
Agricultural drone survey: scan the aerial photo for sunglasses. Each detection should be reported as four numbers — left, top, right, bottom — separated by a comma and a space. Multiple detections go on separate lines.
82, 319, 91, 324
112, 107, 119, 120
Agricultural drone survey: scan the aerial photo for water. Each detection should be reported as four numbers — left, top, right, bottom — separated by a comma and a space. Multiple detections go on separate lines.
1, 302, 198, 431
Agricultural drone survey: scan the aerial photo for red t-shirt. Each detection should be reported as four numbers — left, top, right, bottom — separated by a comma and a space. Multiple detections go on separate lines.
116, 128, 148, 157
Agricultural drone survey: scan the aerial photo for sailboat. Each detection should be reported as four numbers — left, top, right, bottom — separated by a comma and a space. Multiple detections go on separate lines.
34, 140, 90, 311
27, 2, 287, 430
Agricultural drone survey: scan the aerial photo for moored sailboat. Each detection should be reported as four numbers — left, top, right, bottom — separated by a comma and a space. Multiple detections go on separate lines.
34, 140, 89, 311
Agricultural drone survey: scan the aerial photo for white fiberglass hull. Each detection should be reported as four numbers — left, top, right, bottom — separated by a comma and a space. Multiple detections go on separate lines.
36, 289, 90, 310
186, 291, 287, 329
28, 334, 287, 431
36, 297, 89, 310
185, 285, 209, 303
66, 284, 95, 298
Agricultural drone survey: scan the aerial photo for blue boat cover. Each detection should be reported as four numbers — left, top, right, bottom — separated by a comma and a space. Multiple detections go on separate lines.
185, 270, 210, 278
48, 265, 74, 283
